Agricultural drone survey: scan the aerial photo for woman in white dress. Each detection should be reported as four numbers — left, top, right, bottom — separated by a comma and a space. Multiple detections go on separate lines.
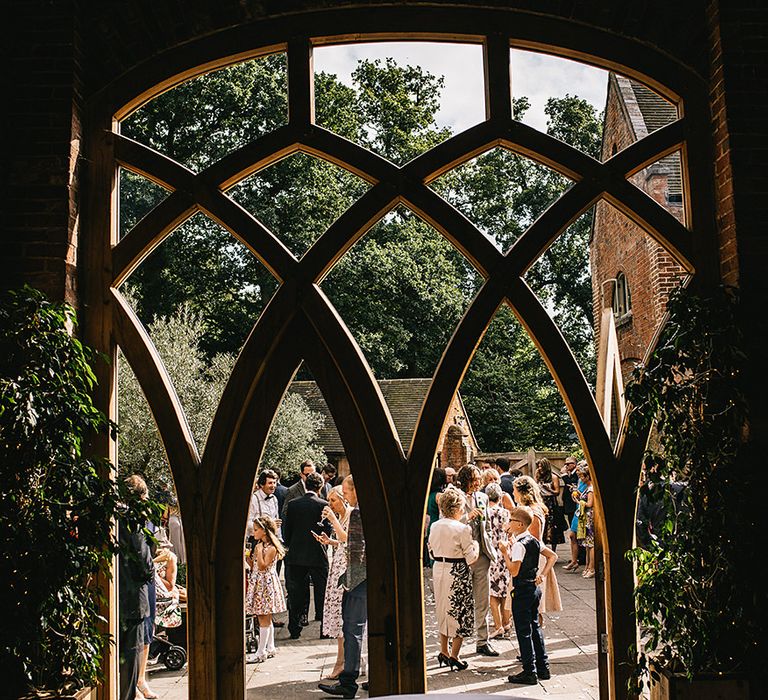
427, 488, 479, 670
512, 475, 563, 624
314, 485, 351, 679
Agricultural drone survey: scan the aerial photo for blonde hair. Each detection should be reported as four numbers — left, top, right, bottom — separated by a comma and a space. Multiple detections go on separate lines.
513, 475, 548, 515
253, 515, 285, 559
509, 505, 533, 528
438, 488, 464, 518
328, 485, 350, 525
481, 468, 499, 487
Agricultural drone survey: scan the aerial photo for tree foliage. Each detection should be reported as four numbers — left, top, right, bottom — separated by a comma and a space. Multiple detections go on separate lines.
117, 297, 325, 489
119, 52, 603, 453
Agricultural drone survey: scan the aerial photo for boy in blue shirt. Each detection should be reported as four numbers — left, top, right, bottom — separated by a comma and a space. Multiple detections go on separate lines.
499, 505, 558, 684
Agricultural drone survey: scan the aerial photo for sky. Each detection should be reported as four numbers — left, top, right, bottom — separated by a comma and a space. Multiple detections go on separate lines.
313, 42, 609, 135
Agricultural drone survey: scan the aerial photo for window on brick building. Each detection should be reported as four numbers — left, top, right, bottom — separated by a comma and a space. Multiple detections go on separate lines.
612, 271, 632, 319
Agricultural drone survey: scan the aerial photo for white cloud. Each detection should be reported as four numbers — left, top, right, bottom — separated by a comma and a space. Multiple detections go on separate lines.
313, 42, 608, 135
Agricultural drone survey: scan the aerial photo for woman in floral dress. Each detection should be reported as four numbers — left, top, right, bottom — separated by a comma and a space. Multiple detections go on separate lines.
484, 483, 511, 638
246, 515, 286, 662
428, 488, 479, 670
315, 486, 351, 679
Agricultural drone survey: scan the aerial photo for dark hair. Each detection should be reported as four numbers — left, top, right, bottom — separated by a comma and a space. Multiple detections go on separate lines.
430, 468, 447, 493
495, 457, 510, 471
509, 468, 523, 479
257, 469, 278, 486
300, 460, 315, 474
456, 465, 481, 492
305, 472, 324, 492
322, 464, 337, 476
535, 457, 553, 483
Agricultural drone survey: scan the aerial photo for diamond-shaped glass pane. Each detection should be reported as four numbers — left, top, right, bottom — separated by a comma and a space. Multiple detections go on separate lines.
118, 167, 171, 240
314, 42, 485, 165
227, 152, 370, 258
627, 148, 688, 229
121, 53, 288, 172
431, 147, 574, 253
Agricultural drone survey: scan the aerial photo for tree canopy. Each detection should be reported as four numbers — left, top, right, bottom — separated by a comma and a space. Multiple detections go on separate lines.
119, 52, 602, 455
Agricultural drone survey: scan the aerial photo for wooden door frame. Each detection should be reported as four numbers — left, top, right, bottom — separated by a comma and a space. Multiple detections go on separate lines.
81, 6, 718, 698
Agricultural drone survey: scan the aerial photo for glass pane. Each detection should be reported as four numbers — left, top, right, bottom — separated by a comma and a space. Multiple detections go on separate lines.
314, 42, 485, 165
118, 167, 171, 240
121, 53, 288, 172
227, 152, 370, 258
627, 149, 688, 229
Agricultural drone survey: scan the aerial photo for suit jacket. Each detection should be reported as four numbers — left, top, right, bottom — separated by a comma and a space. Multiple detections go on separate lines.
461, 490, 497, 562
275, 481, 288, 515
280, 479, 306, 520
283, 492, 331, 568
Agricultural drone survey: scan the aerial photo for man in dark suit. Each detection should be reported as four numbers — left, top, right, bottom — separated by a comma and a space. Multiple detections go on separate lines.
283, 471, 331, 639
273, 468, 289, 515
320, 463, 337, 498
280, 459, 316, 520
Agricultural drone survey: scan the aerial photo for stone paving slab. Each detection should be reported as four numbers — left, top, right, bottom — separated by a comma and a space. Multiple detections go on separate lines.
144, 557, 598, 698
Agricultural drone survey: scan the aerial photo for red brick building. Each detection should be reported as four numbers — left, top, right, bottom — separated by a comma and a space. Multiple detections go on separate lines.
591, 74, 689, 388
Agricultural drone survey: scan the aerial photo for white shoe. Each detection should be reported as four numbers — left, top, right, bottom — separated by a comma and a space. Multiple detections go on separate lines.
246, 652, 258, 664
266, 648, 276, 658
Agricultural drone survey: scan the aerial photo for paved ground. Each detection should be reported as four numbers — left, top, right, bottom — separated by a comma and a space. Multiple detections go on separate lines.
145, 556, 597, 698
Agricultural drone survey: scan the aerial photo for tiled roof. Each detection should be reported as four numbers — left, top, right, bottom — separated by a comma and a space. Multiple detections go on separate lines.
288, 378, 448, 454
629, 80, 682, 198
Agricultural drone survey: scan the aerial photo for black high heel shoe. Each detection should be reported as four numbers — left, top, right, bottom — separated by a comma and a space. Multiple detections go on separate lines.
437, 652, 451, 668
448, 656, 469, 671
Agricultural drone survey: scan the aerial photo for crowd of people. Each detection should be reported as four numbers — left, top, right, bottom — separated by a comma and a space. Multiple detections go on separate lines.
425, 456, 596, 685
119, 453, 595, 699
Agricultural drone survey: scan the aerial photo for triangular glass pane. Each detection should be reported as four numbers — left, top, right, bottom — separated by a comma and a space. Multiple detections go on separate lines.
226, 152, 370, 258
121, 53, 288, 172
600, 72, 679, 160
524, 207, 598, 393
314, 42, 485, 165
510, 49, 608, 160
589, 198, 689, 395
320, 205, 482, 439
118, 166, 171, 240
627, 148, 688, 229
430, 146, 574, 253
119, 212, 280, 445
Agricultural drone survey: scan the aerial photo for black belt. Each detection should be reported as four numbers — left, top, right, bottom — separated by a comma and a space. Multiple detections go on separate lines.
433, 556, 465, 563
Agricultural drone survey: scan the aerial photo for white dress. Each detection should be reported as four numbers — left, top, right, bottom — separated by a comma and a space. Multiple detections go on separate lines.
428, 518, 479, 638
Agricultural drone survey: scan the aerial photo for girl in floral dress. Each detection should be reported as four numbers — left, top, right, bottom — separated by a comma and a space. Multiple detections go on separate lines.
484, 483, 512, 639
246, 515, 286, 662
314, 486, 351, 679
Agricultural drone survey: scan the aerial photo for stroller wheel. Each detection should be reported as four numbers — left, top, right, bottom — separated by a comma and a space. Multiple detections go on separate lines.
163, 645, 187, 671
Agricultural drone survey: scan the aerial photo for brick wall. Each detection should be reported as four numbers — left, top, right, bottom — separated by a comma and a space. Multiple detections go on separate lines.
591, 74, 686, 382
5, 0, 82, 304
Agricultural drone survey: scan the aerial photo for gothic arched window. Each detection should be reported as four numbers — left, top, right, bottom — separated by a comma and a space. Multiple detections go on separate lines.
613, 271, 632, 319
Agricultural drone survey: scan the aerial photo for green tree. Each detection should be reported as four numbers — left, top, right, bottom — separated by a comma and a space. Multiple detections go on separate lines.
117, 298, 326, 489
119, 55, 603, 452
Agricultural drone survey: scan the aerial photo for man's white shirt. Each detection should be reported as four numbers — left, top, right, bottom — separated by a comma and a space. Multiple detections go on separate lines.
248, 488, 281, 537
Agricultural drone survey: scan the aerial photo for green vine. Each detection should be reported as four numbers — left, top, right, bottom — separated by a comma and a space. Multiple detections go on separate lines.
625, 286, 759, 690
0, 286, 160, 697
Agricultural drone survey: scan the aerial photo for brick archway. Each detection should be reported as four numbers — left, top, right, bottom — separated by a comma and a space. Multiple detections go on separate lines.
82, 7, 717, 698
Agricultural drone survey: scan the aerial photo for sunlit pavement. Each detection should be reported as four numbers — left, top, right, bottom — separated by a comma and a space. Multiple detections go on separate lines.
145, 555, 597, 698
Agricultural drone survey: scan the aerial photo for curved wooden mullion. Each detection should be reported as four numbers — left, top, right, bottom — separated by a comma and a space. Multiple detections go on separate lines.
194, 187, 297, 282
501, 120, 598, 182
112, 192, 197, 287
504, 277, 617, 519
302, 284, 406, 472
405, 121, 501, 183
201, 281, 301, 514
407, 277, 506, 500
198, 124, 298, 191
110, 288, 200, 511
403, 184, 503, 279
505, 179, 602, 276
607, 119, 686, 179
604, 178, 695, 272
301, 183, 399, 283
302, 124, 395, 183
114, 132, 197, 191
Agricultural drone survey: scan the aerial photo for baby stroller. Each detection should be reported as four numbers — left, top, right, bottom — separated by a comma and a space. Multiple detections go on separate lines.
245, 613, 260, 658
149, 572, 187, 671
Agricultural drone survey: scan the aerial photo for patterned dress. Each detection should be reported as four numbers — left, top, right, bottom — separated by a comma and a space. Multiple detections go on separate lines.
322, 525, 348, 638
428, 518, 479, 638
538, 478, 565, 546
487, 504, 511, 598
581, 486, 595, 548
246, 547, 287, 616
